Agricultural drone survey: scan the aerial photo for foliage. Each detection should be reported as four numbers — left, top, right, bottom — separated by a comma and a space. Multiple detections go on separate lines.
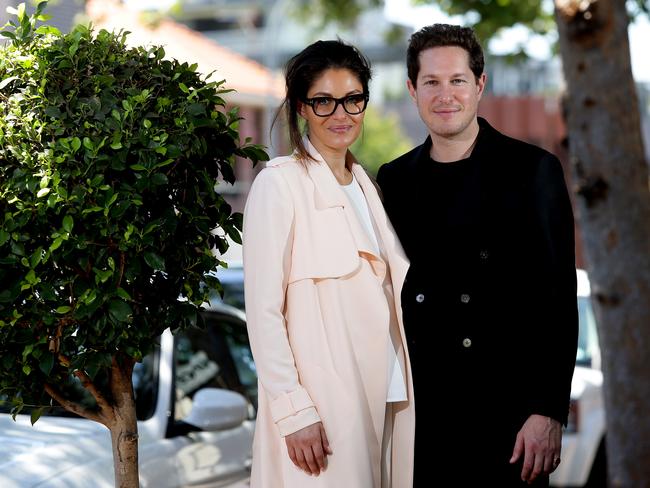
290, 0, 383, 29
298, 0, 648, 55
0, 2, 268, 417
351, 105, 413, 176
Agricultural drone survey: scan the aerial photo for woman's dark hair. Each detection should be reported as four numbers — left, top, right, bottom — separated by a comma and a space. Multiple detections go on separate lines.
407, 24, 484, 86
274, 39, 372, 163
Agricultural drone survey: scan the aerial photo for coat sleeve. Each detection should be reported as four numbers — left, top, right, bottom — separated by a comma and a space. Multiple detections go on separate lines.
243, 167, 321, 437
528, 153, 579, 426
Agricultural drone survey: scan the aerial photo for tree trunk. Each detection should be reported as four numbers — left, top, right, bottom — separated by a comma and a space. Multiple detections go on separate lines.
554, 1, 650, 487
45, 353, 140, 487
107, 355, 139, 488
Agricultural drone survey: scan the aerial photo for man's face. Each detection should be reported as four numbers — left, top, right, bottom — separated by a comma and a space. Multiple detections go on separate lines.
407, 46, 486, 141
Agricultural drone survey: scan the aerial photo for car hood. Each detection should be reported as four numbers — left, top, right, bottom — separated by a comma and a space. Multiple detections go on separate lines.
0, 414, 112, 487
570, 365, 603, 398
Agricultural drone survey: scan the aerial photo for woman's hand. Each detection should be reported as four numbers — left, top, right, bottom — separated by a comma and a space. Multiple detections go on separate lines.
285, 421, 333, 476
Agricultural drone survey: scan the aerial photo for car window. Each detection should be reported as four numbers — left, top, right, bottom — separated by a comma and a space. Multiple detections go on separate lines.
173, 311, 257, 422
576, 296, 600, 367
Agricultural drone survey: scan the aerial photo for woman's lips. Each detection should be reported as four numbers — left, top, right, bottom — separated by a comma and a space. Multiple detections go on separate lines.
328, 125, 352, 133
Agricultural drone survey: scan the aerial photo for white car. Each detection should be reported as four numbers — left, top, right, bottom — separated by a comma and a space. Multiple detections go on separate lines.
0, 303, 256, 488
550, 269, 607, 488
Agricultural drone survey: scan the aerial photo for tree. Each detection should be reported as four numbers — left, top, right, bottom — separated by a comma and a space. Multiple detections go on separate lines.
306, 0, 650, 485
0, 3, 267, 487
351, 105, 413, 176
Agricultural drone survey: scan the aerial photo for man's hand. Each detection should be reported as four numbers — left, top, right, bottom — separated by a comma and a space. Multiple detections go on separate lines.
285, 421, 333, 476
510, 414, 562, 484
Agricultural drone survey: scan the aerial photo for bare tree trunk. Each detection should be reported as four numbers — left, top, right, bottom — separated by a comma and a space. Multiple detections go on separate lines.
554, 1, 650, 487
45, 353, 139, 488
107, 355, 139, 488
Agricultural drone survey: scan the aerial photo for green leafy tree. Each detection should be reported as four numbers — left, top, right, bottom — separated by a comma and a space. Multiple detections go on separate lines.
351, 105, 413, 176
306, 0, 650, 485
0, 3, 267, 486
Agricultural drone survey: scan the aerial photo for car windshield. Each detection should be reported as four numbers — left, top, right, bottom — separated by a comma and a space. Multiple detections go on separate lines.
576, 295, 600, 367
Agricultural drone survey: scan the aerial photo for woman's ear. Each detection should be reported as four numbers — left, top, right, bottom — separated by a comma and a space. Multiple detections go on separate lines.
297, 101, 307, 119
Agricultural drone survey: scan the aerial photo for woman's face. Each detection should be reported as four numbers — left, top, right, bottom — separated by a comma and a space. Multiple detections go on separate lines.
299, 68, 366, 154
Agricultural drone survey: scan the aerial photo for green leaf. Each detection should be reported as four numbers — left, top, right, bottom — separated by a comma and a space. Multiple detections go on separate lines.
49, 237, 64, 252
0, 229, 9, 246
144, 252, 165, 271
17, 2, 25, 22
108, 299, 132, 323
116, 287, 132, 301
55, 306, 71, 314
39, 354, 54, 376
62, 215, 74, 233
25, 269, 38, 284
151, 173, 168, 186
30, 407, 44, 425
71, 137, 81, 152
93, 267, 113, 283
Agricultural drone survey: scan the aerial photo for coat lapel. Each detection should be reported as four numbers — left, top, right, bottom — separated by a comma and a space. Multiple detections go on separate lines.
302, 138, 384, 264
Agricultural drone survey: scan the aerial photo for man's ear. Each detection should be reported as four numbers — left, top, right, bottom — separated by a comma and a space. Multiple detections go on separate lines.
406, 79, 417, 102
476, 73, 487, 100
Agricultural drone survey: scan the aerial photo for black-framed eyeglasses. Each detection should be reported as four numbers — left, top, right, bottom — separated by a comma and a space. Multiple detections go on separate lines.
302, 93, 369, 117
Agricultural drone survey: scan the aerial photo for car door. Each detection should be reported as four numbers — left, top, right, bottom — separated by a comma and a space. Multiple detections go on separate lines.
170, 307, 256, 487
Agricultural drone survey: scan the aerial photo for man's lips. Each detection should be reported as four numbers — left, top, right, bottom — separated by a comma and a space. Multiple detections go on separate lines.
434, 106, 460, 113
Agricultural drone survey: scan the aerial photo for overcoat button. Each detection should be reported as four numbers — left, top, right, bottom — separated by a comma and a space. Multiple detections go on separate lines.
415, 293, 425, 303
480, 249, 489, 260
462, 338, 472, 348
460, 293, 471, 304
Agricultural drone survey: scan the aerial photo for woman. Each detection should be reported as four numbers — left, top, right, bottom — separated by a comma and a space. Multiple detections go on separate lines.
243, 40, 414, 488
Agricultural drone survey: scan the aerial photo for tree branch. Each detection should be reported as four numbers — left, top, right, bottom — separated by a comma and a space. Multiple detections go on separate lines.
44, 383, 105, 425
73, 368, 113, 417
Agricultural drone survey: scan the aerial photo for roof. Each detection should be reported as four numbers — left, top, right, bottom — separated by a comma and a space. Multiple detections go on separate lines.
85, 0, 284, 107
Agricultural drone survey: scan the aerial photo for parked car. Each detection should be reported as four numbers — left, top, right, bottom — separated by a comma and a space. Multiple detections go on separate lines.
0, 302, 257, 488
550, 269, 606, 488
209, 261, 245, 312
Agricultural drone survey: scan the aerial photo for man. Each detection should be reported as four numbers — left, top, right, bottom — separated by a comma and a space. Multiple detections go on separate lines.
376, 24, 578, 487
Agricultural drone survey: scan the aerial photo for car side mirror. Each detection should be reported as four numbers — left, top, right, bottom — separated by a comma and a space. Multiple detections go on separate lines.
184, 388, 248, 431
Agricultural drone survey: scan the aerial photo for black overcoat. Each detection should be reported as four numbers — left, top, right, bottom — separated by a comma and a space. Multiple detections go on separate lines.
377, 117, 578, 486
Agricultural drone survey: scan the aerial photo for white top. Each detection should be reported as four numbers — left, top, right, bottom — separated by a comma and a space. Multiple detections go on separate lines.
341, 175, 407, 402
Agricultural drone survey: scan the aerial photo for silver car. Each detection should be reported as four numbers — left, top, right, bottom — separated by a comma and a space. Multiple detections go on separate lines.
0, 303, 256, 488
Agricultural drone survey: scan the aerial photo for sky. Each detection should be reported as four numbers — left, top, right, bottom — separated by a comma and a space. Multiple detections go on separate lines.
384, 0, 650, 83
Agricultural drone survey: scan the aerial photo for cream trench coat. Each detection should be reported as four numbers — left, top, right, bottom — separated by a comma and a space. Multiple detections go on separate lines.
243, 140, 415, 488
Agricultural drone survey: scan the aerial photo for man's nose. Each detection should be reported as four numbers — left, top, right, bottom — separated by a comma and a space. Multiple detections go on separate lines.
438, 87, 454, 104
